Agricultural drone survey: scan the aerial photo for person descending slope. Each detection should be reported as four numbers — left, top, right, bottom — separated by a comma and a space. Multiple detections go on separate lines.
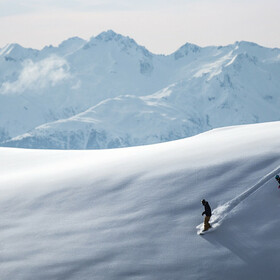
275, 175, 280, 189
201, 199, 212, 232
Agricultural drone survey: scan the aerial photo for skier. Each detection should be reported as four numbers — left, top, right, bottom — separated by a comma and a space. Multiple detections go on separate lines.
201, 199, 212, 232
275, 175, 280, 189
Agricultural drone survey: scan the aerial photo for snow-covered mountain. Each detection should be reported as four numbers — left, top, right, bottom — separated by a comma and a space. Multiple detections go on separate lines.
1, 121, 280, 279
1, 31, 280, 149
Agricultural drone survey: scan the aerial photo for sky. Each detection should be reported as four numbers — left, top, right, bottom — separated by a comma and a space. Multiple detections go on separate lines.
0, 0, 279, 54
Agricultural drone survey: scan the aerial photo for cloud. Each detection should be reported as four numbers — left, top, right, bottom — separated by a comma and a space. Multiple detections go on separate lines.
0, 56, 71, 94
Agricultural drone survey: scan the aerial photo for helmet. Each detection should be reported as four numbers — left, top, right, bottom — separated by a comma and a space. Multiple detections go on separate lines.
276, 175, 280, 179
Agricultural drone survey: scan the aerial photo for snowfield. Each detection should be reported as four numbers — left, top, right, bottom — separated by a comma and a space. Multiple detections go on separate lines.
1, 121, 280, 279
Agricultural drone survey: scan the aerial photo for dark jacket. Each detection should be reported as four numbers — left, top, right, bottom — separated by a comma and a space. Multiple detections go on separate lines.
202, 201, 212, 217
276, 178, 280, 184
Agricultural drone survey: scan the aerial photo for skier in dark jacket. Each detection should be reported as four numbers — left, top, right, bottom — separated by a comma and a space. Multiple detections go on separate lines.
275, 175, 280, 189
201, 199, 212, 231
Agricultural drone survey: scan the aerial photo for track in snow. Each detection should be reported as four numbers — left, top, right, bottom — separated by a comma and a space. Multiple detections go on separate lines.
197, 164, 280, 233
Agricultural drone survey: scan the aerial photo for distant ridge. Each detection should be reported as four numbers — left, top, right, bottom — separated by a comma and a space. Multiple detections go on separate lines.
0, 31, 280, 149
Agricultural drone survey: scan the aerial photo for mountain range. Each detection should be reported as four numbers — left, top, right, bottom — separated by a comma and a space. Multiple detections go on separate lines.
0, 30, 279, 149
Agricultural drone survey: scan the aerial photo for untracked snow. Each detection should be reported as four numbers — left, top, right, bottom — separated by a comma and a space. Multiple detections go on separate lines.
1, 121, 280, 279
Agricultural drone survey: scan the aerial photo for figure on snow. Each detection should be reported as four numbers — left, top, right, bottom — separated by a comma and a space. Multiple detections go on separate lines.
275, 175, 280, 189
201, 199, 212, 232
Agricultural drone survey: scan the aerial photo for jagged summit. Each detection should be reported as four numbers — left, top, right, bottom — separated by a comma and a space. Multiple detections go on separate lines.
176, 42, 201, 52
58, 36, 86, 48
0, 32, 280, 149
0, 43, 38, 60
234, 40, 262, 48
86, 30, 152, 57
96, 30, 123, 41
91, 30, 137, 47
0, 43, 22, 55
173, 42, 201, 60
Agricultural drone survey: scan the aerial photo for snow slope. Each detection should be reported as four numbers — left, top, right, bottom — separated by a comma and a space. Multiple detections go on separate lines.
1, 31, 280, 148
1, 121, 280, 279
3, 94, 202, 149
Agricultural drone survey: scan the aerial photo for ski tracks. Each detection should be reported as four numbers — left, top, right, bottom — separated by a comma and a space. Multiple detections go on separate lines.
197, 164, 280, 232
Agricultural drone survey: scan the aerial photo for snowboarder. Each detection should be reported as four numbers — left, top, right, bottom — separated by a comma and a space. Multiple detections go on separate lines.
201, 199, 212, 232
275, 175, 280, 189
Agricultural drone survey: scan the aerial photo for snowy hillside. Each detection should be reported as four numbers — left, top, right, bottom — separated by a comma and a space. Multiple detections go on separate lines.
1, 121, 280, 279
3, 94, 202, 149
0, 31, 280, 149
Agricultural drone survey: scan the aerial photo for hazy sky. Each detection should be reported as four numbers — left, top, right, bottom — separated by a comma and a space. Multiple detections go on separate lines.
0, 0, 279, 54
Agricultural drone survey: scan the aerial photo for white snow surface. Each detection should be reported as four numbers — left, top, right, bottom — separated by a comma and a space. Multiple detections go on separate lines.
1, 121, 280, 279
0, 31, 280, 149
